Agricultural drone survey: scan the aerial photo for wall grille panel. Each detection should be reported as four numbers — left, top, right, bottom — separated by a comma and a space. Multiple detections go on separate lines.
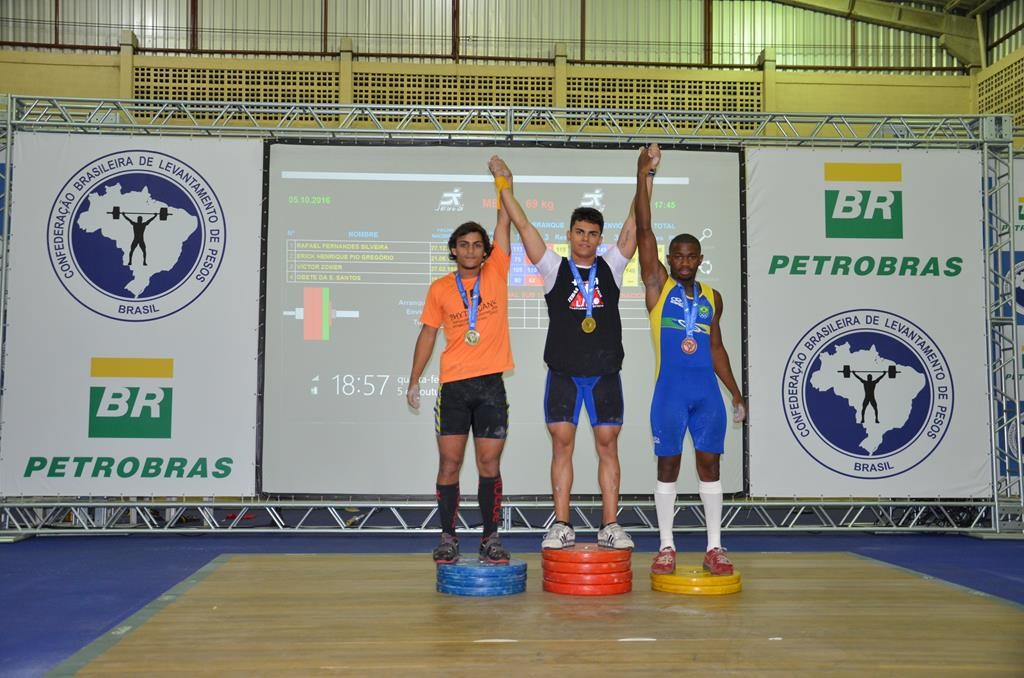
977, 47, 1024, 140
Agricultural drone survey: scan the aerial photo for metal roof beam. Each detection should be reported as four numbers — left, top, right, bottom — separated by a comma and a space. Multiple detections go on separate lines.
771, 0, 981, 65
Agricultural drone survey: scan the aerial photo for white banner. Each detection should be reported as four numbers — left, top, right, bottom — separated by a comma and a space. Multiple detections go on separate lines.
747, 148, 990, 497
0, 133, 260, 496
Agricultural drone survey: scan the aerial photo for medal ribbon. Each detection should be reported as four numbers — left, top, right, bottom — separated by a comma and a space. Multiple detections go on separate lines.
676, 281, 700, 339
455, 273, 481, 333
567, 258, 597, 322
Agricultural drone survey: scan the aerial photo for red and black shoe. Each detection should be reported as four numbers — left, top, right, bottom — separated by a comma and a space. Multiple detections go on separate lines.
479, 533, 510, 564
432, 534, 460, 564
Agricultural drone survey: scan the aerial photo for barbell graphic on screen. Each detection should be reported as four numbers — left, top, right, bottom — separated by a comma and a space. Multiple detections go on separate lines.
283, 287, 359, 341
837, 365, 902, 379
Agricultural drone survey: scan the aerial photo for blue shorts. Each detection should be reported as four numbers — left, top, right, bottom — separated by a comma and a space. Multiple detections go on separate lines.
650, 371, 726, 456
544, 370, 624, 427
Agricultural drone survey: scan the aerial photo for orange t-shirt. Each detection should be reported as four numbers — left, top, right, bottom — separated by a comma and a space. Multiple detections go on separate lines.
420, 245, 514, 383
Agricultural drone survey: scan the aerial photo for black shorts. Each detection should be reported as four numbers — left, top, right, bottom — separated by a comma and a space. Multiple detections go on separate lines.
544, 370, 624, 427
434, 373, 509, 438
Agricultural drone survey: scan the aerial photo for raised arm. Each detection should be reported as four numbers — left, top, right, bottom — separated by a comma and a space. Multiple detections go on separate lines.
491, 180, 511, 255
616, 144, 659, 260
406, 324, 438, 410
635, 145, 667, 311
709, 290, 746, 421
488, 155, 548, 265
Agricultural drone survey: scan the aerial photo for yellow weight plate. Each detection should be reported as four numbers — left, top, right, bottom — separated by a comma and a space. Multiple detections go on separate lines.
650, 567, 741, 587
652, 581, 742, 596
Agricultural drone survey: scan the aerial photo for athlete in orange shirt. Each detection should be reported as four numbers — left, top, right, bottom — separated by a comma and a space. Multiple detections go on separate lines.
407, 186, 514, 564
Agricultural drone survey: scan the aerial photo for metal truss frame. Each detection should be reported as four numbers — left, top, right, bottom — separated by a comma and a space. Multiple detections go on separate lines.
0, 498, 997, 535
0, 96, 1020, 537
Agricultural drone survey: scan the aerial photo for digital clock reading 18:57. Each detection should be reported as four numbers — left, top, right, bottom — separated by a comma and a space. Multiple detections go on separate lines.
332, 374, 390, 396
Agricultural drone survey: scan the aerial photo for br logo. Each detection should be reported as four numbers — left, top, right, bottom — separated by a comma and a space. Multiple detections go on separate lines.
88, 358, 173, 439
823, 162, 902, 239
47, 149, 225, 321
782, 309, 953, 479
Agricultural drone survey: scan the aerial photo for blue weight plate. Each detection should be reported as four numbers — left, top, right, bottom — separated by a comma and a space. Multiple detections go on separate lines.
436, 559, 528, 576
437, 573, 527, 587
436, 581, 527, 597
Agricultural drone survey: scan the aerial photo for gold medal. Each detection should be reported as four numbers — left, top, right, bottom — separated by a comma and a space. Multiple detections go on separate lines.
682, 337, 698, 354
581, 317, 597, 334
465, 329, 481, 345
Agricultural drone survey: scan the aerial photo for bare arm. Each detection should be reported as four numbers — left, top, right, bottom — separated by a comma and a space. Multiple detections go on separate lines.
616, 145, 659, 260
406, 324, 439, 410
488, 155, 548, 265
635, 145, 667, 311
491, 182, 511, 255
709, 290, 746, 421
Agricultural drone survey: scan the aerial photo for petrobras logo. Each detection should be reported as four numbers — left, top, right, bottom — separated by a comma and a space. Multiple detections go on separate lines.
435, 187, 464, 212
824, 162, 902, 239
782, 309, 953, 479
47, 150, 225, 321
88, 357, 173, 439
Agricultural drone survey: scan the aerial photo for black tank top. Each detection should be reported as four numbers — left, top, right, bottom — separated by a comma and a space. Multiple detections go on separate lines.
543, 256, 623, 376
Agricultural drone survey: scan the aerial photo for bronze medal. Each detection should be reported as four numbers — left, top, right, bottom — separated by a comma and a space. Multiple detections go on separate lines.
581, 317, 597, 334
682, 337, 698, 354
465, 329, 481, 346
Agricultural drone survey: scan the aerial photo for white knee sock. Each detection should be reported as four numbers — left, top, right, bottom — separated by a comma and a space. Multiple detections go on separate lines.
699, 480, 723, 551
654, 481, 677, 550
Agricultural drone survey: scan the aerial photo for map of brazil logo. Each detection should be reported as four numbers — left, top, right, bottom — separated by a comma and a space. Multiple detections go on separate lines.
47, 150, 226, 321
782, 309, 953, 479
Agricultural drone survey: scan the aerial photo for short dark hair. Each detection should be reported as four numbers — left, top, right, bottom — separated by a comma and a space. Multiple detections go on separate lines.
448, 221, 492, 261
669, 233, 701, 252
570, 207, 604, 233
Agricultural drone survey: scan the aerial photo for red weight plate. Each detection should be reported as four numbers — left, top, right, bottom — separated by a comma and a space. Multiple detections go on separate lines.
543, 569, 633, 585
541, 559, 632, 574
541, 543, 632, 563
542, 579, 633, 596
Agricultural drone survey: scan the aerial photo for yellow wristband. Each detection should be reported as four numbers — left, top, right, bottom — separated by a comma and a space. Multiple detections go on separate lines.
494, 176, 510, 209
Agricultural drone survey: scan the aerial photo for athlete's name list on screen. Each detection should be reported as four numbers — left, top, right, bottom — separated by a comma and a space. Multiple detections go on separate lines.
286, 238, 452, 284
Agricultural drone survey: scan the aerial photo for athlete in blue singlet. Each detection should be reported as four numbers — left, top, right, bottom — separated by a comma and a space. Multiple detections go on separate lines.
649, 280, 727, 456
633, 145, 746, 576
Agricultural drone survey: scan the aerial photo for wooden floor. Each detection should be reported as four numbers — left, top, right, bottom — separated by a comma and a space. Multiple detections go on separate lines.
59, 552, 1024, 677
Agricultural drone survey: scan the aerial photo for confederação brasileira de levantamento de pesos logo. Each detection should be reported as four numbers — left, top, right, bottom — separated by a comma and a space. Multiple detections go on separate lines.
47, 149, 226, 321
782, 309, 953, 479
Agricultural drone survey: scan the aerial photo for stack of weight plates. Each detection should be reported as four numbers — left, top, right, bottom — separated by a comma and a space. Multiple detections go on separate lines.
650, 566, 741, 595
436, 559, 528, 596
542, 544, 632, 595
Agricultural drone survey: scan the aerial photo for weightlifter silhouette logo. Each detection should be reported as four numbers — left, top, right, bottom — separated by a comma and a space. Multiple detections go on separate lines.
781, 308, 954, 479
46, 149, 226, 321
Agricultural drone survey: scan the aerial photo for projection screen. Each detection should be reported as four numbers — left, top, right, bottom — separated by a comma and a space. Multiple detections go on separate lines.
262, 144, 743, 495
